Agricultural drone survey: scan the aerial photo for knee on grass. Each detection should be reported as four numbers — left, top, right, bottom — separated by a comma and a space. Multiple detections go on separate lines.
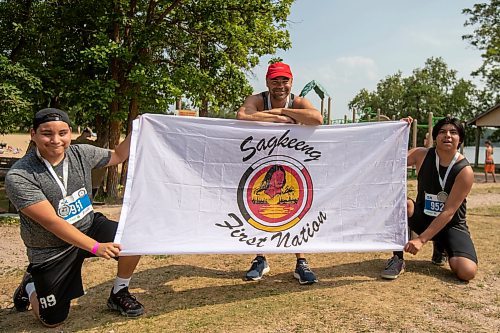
449, 257, 477, 281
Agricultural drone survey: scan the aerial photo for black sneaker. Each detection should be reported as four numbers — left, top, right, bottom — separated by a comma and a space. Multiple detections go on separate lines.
431, 241, 448, 266
381, 255, 405, 280
107, 287, 144, 317
294, 259, 318, 285
13, 272, 32, 312
245, 256, 270, 281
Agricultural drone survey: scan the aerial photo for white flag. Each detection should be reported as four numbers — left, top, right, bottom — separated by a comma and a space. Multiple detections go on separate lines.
115, 114, 409, 255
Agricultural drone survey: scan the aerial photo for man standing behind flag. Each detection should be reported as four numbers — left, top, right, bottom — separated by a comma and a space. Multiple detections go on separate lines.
6, 108, 144, 327
381, 117, 478, 281
236, 62, 323, 284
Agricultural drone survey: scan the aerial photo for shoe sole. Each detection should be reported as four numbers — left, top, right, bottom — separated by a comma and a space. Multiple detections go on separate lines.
13, 274, 31, 312
13, 285, 30, 312
380, 268, 405, 280
293, 272, 318, 285
107, 300, 144, 317
245, 266, 270, 281
432, 258, 448, 266
432, 261, 446, 266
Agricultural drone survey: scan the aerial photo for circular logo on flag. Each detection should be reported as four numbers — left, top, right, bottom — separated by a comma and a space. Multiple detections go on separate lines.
237, 156, 313, 232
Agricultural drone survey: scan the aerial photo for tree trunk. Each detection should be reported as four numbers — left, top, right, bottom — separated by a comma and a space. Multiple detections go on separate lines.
200, 98, 209, 117
120, 90, 140, 186
199, 45, 209, 117
9, 0, 33, 63
106, 115, 121, 199
94, 114, 109, 148
106, 10, 122, 201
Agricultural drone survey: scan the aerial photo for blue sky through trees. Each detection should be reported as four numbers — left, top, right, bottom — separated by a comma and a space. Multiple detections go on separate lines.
248, 0, 483, 121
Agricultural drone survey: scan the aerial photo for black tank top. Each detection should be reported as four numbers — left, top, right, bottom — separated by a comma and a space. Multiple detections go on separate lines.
261, 91, 295, 110
416, 148, 468, 225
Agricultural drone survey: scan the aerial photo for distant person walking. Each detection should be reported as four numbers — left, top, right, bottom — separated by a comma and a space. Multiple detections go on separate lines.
484, 140, 496, 183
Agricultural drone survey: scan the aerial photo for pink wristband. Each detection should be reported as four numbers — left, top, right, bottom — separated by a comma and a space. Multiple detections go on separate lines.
91, 242, 100, 255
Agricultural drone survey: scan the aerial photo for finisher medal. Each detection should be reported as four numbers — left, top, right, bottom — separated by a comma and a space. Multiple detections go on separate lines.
437, 191, 448, 202
435, 151, 459, 204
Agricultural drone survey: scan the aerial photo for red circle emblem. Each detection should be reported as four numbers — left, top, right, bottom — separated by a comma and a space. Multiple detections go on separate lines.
237, 156, 313, 232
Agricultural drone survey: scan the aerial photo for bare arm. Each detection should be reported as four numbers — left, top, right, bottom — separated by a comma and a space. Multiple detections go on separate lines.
106, 132, 132, 167
402, 117, 424, 169
263, 96, 323, 125
404, 164, 473, 254
20, 201, 121, 259
237, 94, 295, 123
407, 147, 428, 171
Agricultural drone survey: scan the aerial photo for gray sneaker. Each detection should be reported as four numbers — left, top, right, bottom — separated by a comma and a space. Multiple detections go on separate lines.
431, 241, 448, 266
107, 287, 144, 317
294, 259, 318, 285
245, 256, 270, 281
381, 255, 405, 280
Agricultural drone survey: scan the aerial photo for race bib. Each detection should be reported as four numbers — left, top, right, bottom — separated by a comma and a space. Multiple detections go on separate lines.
57, 188, 93, 224
423, 193, 444, 217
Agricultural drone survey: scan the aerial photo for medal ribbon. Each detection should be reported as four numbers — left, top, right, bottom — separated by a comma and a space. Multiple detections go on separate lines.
435, 150, 459, 192
36, 148, 69, 197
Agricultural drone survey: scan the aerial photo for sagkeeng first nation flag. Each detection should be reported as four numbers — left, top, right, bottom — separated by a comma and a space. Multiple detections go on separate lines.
115, 114, 409, 255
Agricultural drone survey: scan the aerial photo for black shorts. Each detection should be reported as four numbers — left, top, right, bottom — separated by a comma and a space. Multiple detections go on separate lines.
408, 203, 478, 264
27, 212, 118, 325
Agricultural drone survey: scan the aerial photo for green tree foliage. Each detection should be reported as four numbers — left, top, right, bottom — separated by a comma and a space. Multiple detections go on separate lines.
349, 57, 483, 145
488, 128, 500, 142
1, 0, 293, 126
0, 0, 293, 198
463, 0, 500, 98
0, 55, 42, 133
350, 58, 479, 120
164, 0, 292, 117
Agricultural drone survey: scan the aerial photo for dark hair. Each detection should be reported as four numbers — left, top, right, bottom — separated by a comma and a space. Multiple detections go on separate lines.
432, 117, 465, 147
255, 165, 286, 194
33, 108, 71, 130
485, 140, 491, 145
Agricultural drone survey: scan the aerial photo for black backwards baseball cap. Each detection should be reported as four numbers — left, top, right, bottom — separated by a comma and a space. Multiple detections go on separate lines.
33, 108, 71, 130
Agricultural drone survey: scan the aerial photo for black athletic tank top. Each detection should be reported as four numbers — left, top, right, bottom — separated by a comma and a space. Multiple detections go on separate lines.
261, 91, 295, 110
416, 148, 469, 226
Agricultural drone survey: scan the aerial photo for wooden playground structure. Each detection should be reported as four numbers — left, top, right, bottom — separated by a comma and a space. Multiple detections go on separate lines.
299, 80, 332, 124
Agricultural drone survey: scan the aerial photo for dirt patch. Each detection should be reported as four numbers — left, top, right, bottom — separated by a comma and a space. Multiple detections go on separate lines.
467, 181, 500, 209
0, 223, 25, 276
